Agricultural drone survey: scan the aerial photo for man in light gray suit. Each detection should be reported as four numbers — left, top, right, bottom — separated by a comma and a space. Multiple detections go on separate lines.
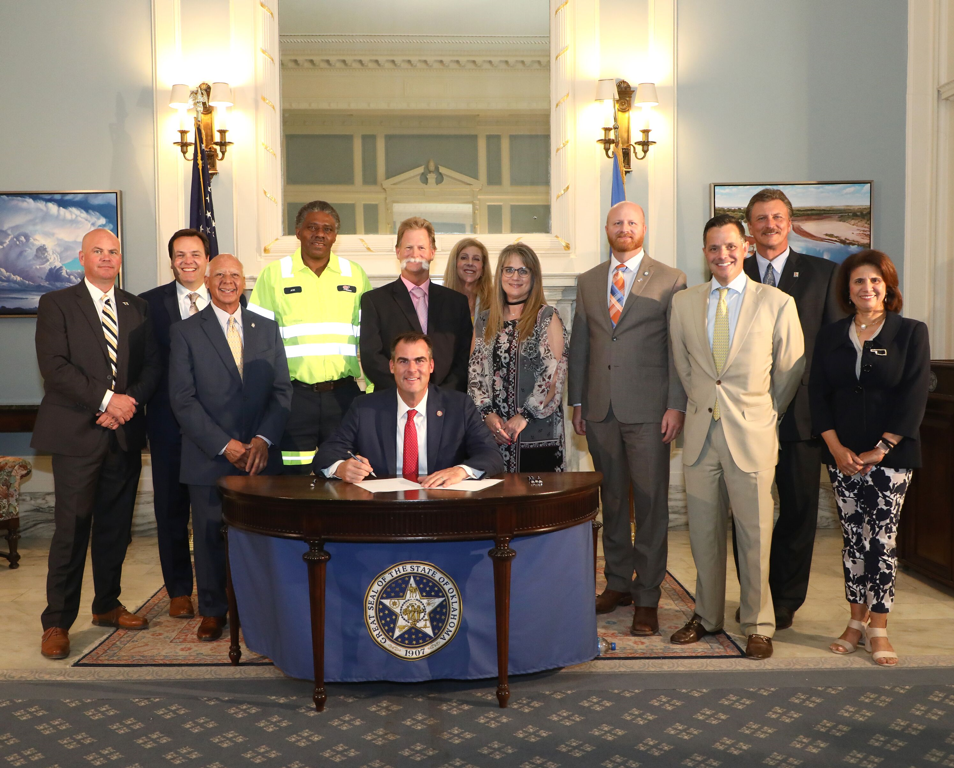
568, 201, 687, 637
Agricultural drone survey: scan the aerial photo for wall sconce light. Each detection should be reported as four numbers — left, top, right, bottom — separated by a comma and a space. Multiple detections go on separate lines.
169, 82, 234, 176
596, 79, 658, 172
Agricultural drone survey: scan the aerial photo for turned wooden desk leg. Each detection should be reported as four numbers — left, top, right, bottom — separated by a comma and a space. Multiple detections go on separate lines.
304, 539, 331, 712
591, 520, 603, 586
223, 526, 242, 665
489, 536, 516, 709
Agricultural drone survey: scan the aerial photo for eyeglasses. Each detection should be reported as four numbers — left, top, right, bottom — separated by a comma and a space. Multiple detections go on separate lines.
502, 267, 530, 277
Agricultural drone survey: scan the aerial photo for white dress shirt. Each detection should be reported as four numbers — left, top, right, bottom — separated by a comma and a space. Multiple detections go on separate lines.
754, 247, 790, 286
209, 303, 271, 453
85, 278, 118, 412
706, 271, 748, 350
176, 282, 210, 320
605, 249, 644, 309
324, 390, 480, 479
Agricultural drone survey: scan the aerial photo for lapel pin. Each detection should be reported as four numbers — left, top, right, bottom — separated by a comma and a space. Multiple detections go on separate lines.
793, 272, 799, 278
637, 277, 643, 282
643, 271, 649, 276
251, 322, 255, 328
122, 301, 129, 306
436, 410, 443, 417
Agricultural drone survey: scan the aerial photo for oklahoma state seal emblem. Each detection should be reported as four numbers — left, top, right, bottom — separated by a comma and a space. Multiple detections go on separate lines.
365, 561, 462, 660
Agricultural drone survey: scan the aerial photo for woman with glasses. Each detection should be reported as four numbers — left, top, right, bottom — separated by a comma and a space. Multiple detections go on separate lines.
468, 244, 569, 472
443, 238, 493, 323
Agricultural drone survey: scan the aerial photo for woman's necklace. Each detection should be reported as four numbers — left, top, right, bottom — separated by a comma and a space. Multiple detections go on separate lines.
855, 312, 884, 331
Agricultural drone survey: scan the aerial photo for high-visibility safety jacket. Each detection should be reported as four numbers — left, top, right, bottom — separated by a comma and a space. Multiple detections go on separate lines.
248, 249, 371, 466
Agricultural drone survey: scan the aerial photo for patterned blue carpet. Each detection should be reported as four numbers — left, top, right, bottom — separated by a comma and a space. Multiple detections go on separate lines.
2, 669, 953, 766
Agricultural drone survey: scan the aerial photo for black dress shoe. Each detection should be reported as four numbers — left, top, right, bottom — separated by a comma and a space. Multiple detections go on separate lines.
671, 615, 714, 645
774, 606, 794, 630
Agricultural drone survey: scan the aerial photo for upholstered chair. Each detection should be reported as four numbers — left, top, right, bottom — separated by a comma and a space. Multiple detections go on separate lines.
0, 457, 31, 568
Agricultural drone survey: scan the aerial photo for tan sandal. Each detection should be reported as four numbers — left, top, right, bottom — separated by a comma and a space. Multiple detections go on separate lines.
830, 618, 867, 655
864, 627, 899, 667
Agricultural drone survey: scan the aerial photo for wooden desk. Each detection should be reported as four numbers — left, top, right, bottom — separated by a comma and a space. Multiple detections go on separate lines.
219, 472, 601, 711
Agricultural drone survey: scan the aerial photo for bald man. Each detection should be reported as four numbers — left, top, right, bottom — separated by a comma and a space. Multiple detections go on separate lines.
33, 229, 161, 659
170, 254, 291, 641
567, 202, 688, 636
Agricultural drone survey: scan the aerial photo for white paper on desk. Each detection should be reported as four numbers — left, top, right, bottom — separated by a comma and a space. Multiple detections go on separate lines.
353, 478, 423, 493
438, 478, 504, 492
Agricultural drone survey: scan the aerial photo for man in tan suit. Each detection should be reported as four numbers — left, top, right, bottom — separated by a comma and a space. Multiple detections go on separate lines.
669, 214, 804, 659
568, 201, 687, 636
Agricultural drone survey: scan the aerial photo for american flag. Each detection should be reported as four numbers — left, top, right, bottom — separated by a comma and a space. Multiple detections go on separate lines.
189, 121, 219, 256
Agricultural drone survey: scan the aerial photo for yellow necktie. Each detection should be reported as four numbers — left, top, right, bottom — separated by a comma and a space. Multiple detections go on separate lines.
227, 316, 243, 380
712, 288, 729, 420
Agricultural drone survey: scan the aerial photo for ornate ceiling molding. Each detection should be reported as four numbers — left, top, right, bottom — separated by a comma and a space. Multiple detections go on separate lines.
280, 34, 549, 70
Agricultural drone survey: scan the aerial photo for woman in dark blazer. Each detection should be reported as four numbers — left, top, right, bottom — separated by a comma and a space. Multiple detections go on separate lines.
809, 250, 930, 667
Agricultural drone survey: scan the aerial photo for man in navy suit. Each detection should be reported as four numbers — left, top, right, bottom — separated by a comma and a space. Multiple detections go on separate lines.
170, 254, 292, 640
139, 229, 212, 620
314, 332, 503, 486
360, 218, 473, 393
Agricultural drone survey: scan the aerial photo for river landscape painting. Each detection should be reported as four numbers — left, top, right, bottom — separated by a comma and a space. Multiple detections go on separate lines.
712, 181, 871, 264
0, 191, 122, 316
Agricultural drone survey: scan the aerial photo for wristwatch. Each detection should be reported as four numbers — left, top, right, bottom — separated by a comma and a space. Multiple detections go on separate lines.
876, 439, 893, 455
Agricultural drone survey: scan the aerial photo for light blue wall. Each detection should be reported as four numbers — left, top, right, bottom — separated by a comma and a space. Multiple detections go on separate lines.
674, 0, 907, 286
0, 1, 157, 459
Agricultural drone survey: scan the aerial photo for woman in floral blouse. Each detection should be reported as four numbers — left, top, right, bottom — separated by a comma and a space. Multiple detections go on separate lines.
468, 243, 568, 472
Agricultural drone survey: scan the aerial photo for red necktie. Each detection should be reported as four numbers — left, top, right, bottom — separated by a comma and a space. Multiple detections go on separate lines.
403, 409, 419, 481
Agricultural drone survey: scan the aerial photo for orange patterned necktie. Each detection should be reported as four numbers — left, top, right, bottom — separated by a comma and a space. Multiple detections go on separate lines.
609, 264, 627, 326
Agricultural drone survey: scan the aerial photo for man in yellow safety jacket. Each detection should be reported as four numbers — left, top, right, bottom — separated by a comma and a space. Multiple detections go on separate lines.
248, 201, 371, 473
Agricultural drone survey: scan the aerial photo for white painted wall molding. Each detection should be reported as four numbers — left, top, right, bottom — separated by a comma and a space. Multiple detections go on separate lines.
903, 0, 954, 357
151, 0, 186, 282
646, 0, 678, 268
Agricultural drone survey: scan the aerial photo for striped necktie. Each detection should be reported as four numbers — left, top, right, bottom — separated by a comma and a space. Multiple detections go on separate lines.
609, 264, 627, 326
101, 296, 118, 390
712, 288, 729, 420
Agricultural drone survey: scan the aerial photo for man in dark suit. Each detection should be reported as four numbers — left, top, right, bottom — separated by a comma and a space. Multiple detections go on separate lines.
360, 217, 472, 393
315, 332, 503, 485
735, 188, 844, 630
33, 228, 161, 659
139, 228, 212, 620
170, 254, 292, 640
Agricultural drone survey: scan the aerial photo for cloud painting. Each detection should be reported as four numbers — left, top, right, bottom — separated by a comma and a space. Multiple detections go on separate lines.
0, 192, 121, 315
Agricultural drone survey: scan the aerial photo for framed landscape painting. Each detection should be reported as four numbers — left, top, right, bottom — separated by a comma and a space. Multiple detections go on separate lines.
711, 181, 871, 264
0, 190, 122, 317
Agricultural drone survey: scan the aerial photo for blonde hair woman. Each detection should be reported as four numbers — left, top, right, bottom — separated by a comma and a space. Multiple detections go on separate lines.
468, 244, 568, 472
443, 238, 493, 322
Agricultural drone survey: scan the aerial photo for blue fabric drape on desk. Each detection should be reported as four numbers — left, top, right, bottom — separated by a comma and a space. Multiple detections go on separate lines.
229, 523, 598, 682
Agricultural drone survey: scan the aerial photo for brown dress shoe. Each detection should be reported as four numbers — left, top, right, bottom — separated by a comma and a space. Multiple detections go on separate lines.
671, 615, 714, 645
197, 616, 227, 642
169, 595, 195, 619
630, 606, 659, 636
41, 627, 70, 660
595, 589, 633, 614
92, 605, 149, 630
745, 634, 773, 659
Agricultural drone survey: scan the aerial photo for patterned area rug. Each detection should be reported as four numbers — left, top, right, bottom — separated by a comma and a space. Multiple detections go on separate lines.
595, 558, 745, 659
74, 563, 742, 667
73, 586, 272, 667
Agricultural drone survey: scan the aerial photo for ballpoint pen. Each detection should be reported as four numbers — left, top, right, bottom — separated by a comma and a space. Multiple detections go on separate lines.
347, 450, 377, 478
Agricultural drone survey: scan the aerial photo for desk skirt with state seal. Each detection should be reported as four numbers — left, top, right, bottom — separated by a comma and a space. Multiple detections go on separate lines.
228, 523, 597, 682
